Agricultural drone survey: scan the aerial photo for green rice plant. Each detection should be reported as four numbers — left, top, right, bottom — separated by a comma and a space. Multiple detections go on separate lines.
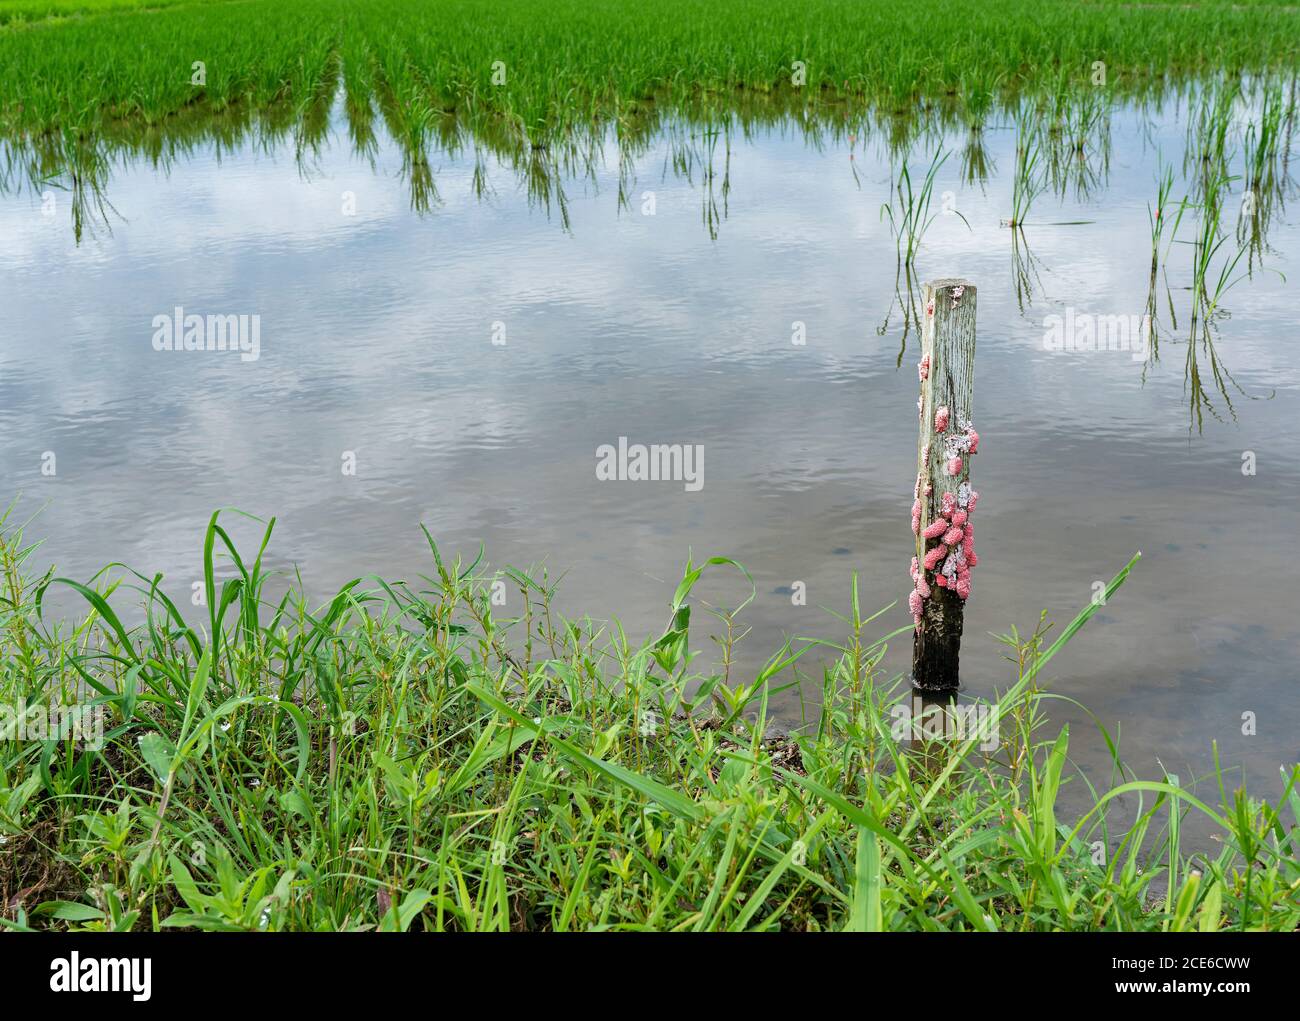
1004, 115, 1045, 229
956, 67, 1003, 131
1134, 165, 1185, 372
1186, 174, 1251, 323
1, 0, 1299, 205
1157, 176, 1259, 432
1185, 80, 1239, 205
1243, 83, 1285, 195
1148, 165, 1177, 275
1040, 88, 1111, 201
880, 148, 967, 267
1237, 82, 1289, 260
1067, 89, 1106, 156
960, 126, 994, 187
1142, 164, 1178, 358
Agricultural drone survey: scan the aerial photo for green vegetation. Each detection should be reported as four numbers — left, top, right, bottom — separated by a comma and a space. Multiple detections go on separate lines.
2, 0, 1298, 141
1, 509, 1296, 931
1006, 114, 1046, 229
881, 149, 967, 267
2, 0, 1297, 933
0, 0, 220, 26
1128, 76, 1293, 430
2, 0, 1295, 244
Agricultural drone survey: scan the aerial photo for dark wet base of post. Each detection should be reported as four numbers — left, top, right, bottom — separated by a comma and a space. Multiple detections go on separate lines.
911, 588, 964, 694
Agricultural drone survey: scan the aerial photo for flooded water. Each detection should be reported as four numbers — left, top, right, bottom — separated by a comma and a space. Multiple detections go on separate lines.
2, 95, 1297, 825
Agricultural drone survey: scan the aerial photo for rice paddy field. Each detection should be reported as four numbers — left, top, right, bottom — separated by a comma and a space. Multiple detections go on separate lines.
1, 0, 1299, 938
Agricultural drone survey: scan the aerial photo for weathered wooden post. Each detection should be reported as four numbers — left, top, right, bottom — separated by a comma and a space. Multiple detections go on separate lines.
909, 278, 978, 693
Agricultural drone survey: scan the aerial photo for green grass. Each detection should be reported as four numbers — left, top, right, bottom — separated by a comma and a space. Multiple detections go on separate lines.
1, 508, 1296, 931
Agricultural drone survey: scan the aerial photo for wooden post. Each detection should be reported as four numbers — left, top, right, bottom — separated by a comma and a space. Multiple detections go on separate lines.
911, 278, 977, 693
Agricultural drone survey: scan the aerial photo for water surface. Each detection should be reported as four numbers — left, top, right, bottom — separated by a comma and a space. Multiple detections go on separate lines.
2, 96, 1297, 834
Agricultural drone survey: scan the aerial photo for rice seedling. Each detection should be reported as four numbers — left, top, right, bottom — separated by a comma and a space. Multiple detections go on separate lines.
960, 126, 994, 188
1135, 166, 1182, 373
880, 148, 968, 267
1149, 165, 1179, 266
1004, 116, 1045, 229
1002, 104, 1099, 227
1187, 174, 1251, 323
0, 0, 1295, 242
957, 67, 1003, 132
1, 0, 1298, 192
1185, 80, 1239, 205
1142, 164, 1180, 346
1243, 84, 1285, 196
1066, 89, 1107, 157
1044, 90, 1112, 200
1237, 82, 1291, 263
1157, 168, 1269, 431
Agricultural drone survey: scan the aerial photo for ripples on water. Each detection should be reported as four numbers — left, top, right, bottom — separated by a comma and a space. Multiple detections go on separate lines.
1, 88, 1296, 824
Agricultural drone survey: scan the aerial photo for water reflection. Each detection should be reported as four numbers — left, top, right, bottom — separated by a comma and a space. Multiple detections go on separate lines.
1, 76, 1298, 832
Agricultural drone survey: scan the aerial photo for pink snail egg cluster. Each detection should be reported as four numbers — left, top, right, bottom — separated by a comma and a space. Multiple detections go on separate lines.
910, 349, 983, 624
909, 489, 978, 621
908, 415, 982, 628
